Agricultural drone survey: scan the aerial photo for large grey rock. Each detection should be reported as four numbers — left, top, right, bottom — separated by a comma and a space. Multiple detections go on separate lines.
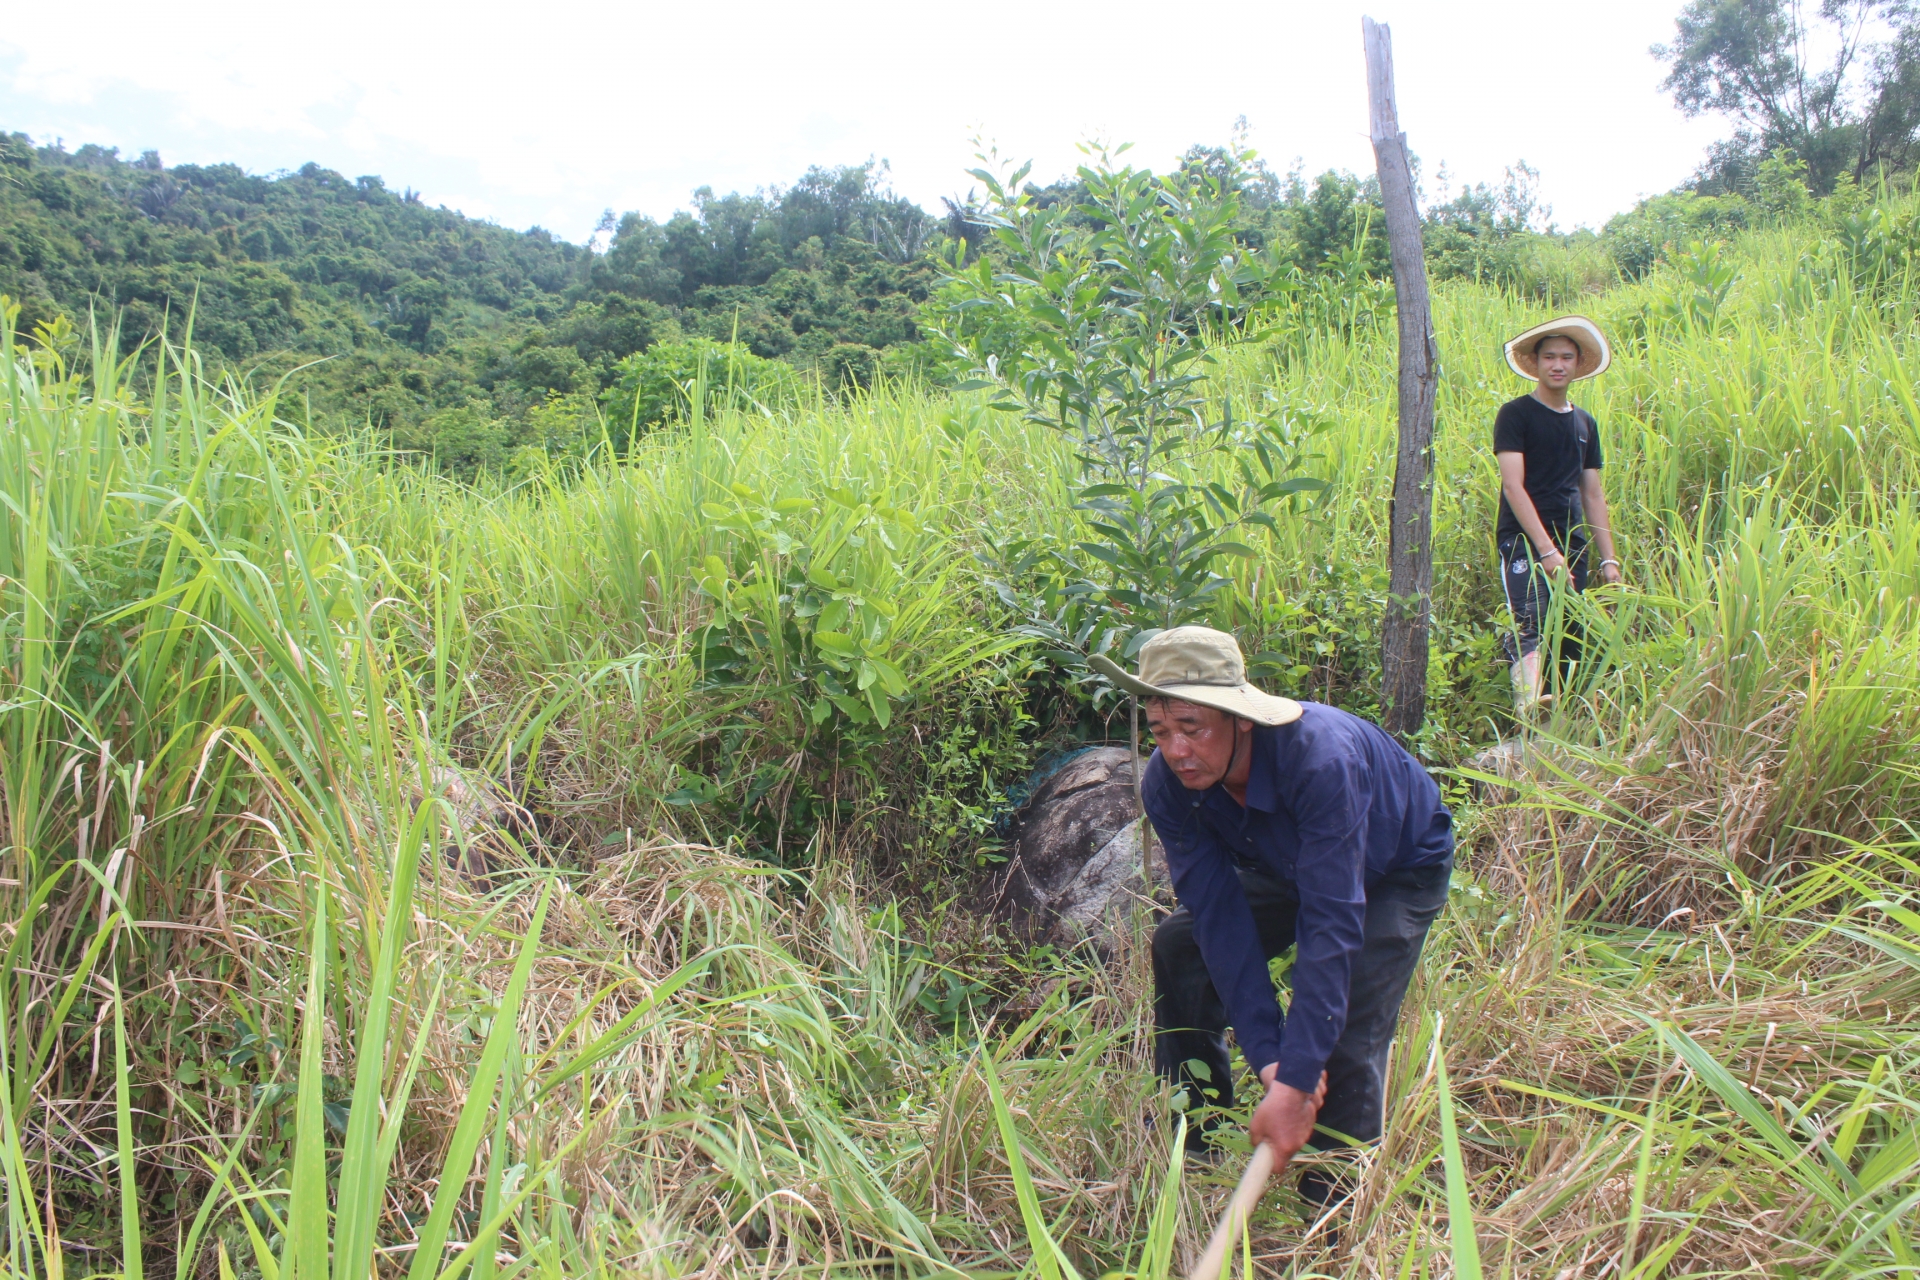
991, 747, 1164, 941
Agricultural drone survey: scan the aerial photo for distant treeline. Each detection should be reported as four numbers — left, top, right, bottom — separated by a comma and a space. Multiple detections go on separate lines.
0, 123, 1863, 477
0, 133, 947, 470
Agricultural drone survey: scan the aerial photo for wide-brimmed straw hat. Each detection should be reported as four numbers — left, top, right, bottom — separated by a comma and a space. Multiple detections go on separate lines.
1504, 314, 1611, 381
1088, 626, 1302, 727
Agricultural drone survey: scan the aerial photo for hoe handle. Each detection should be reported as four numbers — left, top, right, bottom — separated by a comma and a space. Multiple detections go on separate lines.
1188, 1142, 1276, 1280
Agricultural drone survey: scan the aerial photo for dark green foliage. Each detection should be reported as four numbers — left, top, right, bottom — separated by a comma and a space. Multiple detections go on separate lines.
0, 133, 938, 475
987, 140, 1394, 282
939, 144, 1327, 699
602, 338, 799, 446
677, 477, 1034, 868
0, 134, 587, 354
1656, 0, 1920, 192
1604, 191, 1754, 280
402, 399, 519, 478
585, 165, 939, 361
1260, 167, 1393, 277
1423, 163, 1547, 281
1599, 152, 1836, 283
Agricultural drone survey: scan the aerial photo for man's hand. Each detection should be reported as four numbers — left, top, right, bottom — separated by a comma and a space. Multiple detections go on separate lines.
1538, 547, 1568, 582
1249, 1066, 1327, 1168
1598, 558, 1624, 586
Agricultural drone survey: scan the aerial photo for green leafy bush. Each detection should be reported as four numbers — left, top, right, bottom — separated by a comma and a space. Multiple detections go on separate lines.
695, 481, 921, 732
601, 338, 799, 445
937, 144, 1326, 689
1604, 190, 1753, 279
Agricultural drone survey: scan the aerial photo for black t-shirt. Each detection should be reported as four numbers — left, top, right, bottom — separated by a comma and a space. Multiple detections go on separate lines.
1493, 394, 1603, 544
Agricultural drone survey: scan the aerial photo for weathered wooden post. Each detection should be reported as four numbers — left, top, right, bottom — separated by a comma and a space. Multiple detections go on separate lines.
1364, 16, 1439, 737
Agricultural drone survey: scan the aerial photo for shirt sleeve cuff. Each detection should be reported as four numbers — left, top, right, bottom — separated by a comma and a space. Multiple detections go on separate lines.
1273, 1053, 1326, 1094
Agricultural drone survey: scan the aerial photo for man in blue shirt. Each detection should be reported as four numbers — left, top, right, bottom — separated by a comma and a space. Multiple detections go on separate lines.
1092, 626, 1452, 1206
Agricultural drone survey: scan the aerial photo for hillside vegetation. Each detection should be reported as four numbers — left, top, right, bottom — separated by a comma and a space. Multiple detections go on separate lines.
1, 126, 1651, 481
0, 133, 941, 468
2, 170, 1919, 1279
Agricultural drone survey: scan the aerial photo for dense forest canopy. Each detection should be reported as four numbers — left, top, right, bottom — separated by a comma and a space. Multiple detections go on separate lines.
0, 134, 952, 470
2, 41, 1901, 478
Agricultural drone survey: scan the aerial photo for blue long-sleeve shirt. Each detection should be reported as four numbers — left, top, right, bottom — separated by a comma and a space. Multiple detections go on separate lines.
1142, 702, 1453, 1093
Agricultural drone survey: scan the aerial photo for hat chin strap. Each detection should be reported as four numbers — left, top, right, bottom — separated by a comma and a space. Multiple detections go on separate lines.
1222, 714, 1247, 791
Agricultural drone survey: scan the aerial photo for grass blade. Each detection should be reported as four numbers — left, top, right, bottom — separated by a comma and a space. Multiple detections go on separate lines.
111, 972, 143, 1280
285, 870, 331, 1280
333, 798, 435, 1280
1141, 1117, 1185, 1280
1433, 1016, 1483, 1280
405, 884, 552, 1280
979, 1051, 1082, 1280
174, 1098, 274, 1280
1648, 1019, 1852, 1212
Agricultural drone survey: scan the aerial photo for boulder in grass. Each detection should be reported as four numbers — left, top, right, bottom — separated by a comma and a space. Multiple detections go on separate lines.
991, 747, 1165, 942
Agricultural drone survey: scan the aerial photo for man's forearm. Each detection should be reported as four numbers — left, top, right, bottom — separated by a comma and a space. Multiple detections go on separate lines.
1501, 479, 1559, 555
1582, 475, 1617, 562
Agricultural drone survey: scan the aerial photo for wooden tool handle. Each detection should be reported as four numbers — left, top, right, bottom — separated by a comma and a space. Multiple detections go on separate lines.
1187, 1142, 1276, 1280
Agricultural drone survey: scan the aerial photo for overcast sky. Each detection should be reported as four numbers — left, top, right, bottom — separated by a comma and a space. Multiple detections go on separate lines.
1, 0, 1731, 243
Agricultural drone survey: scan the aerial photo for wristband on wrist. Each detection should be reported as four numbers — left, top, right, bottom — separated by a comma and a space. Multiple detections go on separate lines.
1600, 558, 1620, 568
1537, 545, 1560, 559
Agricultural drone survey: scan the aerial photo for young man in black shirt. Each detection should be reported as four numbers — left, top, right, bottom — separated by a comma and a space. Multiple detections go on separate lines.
1494, 316, 1623, 709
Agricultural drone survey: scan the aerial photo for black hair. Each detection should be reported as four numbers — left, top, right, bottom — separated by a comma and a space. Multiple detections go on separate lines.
1533, 332, 1581, 357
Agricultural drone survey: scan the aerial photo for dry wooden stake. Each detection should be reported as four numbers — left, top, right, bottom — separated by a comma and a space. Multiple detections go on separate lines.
1364, 14, 1439, 738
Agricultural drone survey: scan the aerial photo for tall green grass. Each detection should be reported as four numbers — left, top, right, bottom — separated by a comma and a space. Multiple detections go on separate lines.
3, 185, 1920, 1277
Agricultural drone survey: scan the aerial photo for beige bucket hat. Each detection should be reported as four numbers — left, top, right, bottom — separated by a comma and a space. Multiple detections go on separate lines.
1504, 314, 1611, 381
1088, 626, 1302, 727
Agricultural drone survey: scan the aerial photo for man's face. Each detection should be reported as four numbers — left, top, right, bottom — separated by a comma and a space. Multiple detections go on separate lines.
1145, 698, 1251, 791
1536, 336, 1580, 390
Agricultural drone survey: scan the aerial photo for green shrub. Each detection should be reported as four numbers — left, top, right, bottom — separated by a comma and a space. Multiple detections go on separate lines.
1604, 190, 1753, 279
823, 340, 881, 388
397, 396, 516, 473
601, 337, 799, 445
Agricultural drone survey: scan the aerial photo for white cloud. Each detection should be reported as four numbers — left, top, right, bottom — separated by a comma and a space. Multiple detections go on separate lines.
1, 0, 1731, 240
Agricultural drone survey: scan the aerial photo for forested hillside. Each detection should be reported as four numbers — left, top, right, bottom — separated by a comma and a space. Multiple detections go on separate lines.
0, 133, 940, 469
0, 116, 1896, 484
3, 126, 1632, 475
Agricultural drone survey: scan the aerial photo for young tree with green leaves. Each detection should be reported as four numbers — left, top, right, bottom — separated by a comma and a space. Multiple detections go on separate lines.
936, 144, 1324, 678
935, 144, 1325, 869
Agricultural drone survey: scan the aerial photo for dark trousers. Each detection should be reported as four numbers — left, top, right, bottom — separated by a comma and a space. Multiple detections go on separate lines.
1498, 532, 1589, 668
1151, 859, 1451, 1156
